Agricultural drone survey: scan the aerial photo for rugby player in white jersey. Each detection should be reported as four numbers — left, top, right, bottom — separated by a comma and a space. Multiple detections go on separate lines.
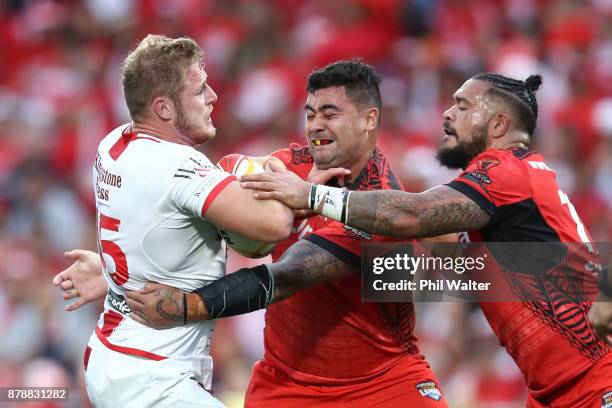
76, 34, 293, 408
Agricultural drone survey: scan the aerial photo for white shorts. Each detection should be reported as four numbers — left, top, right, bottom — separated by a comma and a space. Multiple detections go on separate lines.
84, 333, 224, 408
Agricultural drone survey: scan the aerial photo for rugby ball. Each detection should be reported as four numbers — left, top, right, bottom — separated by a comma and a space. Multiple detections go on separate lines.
216, 154, 275, 258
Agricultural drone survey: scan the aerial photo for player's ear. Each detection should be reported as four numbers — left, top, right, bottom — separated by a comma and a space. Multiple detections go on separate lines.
153, 96, 174, 122
490, 112, 510, 139
364, 107, 379, 133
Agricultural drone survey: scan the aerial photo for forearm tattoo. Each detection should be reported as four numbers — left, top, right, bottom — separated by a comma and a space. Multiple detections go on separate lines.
346, 186, 490, 238
268, 240, 356, 302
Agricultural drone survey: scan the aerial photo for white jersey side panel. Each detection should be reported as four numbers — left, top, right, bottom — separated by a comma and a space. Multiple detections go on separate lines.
93, 124, 234, 365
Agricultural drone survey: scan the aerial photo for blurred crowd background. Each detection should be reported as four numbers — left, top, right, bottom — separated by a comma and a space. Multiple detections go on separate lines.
0, 0, 611, 407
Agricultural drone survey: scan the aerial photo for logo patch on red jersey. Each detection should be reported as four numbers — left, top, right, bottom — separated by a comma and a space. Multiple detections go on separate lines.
467, 171, 492, 184
601, 391, 612, 408
477, 159, 500, 171
344, 225, 371, 240
416, 381, 442, 401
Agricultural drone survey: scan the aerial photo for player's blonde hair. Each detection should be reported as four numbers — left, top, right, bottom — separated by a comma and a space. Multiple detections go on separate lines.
121, 34, 203, 122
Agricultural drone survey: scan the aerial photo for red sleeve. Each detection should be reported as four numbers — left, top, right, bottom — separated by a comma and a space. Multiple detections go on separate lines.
446, 149, 531, 215
270, 147, 292, 165
271, 144, 312, 181
305, 221, 404, 267
201, 175, 237, 216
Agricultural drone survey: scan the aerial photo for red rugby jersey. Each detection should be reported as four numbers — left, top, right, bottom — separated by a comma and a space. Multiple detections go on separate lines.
264, 144, 423, 384
447, 147, 608, 398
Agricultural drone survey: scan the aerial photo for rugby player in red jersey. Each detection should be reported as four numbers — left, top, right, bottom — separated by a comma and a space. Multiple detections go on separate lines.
55, 60, 450, 407
242, 73, 612, 407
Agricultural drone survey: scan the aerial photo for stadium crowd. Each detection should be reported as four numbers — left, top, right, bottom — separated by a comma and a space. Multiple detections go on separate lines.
0, 0, 610, 406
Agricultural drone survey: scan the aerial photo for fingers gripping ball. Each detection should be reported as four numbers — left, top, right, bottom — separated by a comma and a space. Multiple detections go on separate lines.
216, 154, 276, 258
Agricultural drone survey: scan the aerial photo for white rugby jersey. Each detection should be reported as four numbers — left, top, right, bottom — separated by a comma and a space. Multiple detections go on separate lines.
92, 124, 234, 378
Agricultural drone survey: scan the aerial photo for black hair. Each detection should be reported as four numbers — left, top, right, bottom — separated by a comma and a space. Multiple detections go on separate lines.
307, 59, 382, 111
472, 73, 542, 136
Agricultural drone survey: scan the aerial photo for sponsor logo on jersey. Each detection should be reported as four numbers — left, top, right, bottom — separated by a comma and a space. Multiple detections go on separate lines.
477, 159, 500, 172
174, 168, 196, 179
344, 225, 371, 240
601, 391, 612, 408
107, 288, 131, 315
175, 157, 213, 178
194, 166, 215, 177
416, 381, 442, 401
193, 172, 230, 198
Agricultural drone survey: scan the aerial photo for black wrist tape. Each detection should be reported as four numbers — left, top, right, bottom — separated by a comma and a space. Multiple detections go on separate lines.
194, 264, 274, 319
598, 268, 612, 298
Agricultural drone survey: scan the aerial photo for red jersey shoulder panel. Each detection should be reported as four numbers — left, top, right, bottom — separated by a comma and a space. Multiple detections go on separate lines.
447, 148, 532, 214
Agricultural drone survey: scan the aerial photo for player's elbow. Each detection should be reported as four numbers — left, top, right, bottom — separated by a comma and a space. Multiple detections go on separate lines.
247, 200, 292, 242
262, 209, 293, 242
256, 223, 291, 243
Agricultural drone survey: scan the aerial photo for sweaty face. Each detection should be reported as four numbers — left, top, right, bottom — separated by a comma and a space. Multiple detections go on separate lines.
305, 86, 370, 170
437, 79, 492, 170
175, 62, 218, 145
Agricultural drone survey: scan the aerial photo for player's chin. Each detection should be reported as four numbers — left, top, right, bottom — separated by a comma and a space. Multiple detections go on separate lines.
310, 153, 337, 170
441, 135, 457, 148
201, 126, 217, 141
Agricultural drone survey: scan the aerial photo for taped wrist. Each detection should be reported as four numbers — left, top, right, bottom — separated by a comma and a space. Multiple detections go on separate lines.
194, 264, 274, 319
598, 268, 612, 298
308, 184, 350, 223
185, 292, 208, 322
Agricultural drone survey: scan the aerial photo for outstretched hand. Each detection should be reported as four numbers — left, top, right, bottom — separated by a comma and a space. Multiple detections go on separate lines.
52, 250, 107, 311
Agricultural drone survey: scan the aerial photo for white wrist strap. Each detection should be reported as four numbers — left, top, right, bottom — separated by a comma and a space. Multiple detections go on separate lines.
308, 184, 350, 223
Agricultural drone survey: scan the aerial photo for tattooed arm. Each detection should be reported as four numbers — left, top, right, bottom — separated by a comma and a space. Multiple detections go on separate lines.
345, 185, 490, 239
240, 168, 490, 238
125, 239, 355, 328
188, 239, 355, 321
268, 240, 355, 302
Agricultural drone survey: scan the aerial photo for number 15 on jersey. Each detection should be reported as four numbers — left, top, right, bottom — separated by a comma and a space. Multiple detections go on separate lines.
97, 211, 130, 286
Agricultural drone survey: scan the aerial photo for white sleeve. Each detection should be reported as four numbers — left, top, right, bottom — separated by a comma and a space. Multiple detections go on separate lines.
169, 154, 236, 218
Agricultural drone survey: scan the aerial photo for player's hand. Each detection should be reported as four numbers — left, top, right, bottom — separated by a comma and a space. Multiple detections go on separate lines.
588, 292, 612, 345
125, 283, 186, 329
290, 165, 351, 218
240, 162, 311, 209
52, 250, 107, 311
241, 161, 350, 210
262, 156, 286, 172
307, 164, 351, 186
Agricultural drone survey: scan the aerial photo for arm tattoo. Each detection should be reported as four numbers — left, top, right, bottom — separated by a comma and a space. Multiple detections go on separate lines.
346, 185, 490, 238
268, 240, 356, 302
154, 287, 184, 322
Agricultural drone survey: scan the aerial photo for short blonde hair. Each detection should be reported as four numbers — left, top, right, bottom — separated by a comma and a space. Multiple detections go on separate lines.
121, 35, 203, 122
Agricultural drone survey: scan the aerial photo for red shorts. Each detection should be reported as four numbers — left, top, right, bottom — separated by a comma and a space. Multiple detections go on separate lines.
526, 352, 612, 408
245, 356, 448, 408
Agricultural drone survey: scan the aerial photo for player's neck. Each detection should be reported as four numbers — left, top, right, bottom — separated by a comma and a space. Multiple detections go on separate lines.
344, 147, 375, 184
131, 122, 192, 146
491, 131, 530, 150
